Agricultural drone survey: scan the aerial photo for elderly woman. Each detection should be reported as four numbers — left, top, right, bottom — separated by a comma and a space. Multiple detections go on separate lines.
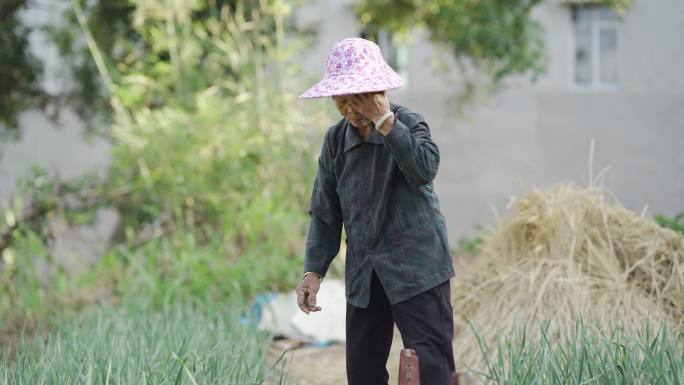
296, 37, 456, 385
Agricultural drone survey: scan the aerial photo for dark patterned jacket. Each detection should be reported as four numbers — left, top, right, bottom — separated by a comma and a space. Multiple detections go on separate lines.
304, 101, 455, 308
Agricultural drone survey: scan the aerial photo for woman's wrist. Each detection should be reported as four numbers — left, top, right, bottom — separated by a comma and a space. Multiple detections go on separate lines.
374, 110, 394, 130
377, 114, 395, 136
303, 271, 323, 282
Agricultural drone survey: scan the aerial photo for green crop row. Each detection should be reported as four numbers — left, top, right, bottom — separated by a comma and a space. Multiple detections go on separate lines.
468, 317, 684, 385
1, 296, 292, 385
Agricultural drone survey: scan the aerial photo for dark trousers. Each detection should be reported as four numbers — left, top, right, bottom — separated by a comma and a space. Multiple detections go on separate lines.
346, 268, 455, 385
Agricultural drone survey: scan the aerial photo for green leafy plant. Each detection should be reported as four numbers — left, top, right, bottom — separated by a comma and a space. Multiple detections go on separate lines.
353, 0, 632, 103
1, 297, 292, 385
76, 227, 303, 310
467, 316, 684, 384
1, 0, 328, 344
92, 0, 320, 296
655, 212, 684, 235
458, 224, 485, 255
0, 3, 45, 136
0, 229, 74, 347
0, 0, 314, 136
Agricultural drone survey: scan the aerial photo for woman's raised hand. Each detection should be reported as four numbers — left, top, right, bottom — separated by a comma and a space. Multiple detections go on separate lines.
347, 91, 390, 124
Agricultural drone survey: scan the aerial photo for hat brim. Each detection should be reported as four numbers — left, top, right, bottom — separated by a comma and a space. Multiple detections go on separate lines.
298, 67, 404, 99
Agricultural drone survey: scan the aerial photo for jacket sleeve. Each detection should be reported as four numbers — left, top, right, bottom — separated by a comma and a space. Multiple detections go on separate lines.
304, 130, 343, 278
379, 110, 440, 187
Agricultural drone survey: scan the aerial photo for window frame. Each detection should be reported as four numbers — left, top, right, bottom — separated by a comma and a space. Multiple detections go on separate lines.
569, 4, 623, 91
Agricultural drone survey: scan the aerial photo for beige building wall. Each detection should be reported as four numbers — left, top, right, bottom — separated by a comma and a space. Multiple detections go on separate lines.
1, 1, 682, 248
294, 0, 684, 240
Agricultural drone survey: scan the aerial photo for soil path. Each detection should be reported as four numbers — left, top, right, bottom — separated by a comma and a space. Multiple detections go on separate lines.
266, 331, 480, 385
267, 327, 404, 385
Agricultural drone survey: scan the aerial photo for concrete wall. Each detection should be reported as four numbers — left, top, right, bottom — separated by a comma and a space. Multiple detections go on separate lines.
0, 2, 117, 275
1, 0, 682, 250
293, 0, 684, 240
0, 2, 110, 201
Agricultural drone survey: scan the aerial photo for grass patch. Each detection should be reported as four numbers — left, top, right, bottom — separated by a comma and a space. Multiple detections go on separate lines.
76, 229, 302, 310
467, 317, 684, 384
1, 296, 291, 385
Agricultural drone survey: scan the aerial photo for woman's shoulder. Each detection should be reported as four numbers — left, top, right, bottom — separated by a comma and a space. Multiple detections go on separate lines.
324, 117, 346, 144
319, 117, 347, 161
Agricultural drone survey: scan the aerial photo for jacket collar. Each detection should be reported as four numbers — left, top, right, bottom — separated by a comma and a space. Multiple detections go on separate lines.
343, 102, 400, 153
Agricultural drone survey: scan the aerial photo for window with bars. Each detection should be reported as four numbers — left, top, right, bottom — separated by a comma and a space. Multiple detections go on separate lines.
572, 4, 621, 87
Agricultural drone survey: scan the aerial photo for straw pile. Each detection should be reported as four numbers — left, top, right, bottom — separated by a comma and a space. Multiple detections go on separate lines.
451, 182, 684, 369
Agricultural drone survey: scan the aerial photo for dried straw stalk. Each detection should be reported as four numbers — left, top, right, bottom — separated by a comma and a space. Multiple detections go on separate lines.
452, 183, 684, 369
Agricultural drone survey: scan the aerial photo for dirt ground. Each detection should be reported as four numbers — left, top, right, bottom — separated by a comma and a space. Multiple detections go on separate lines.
266, 331, 480, 385
266, 327, 404, 385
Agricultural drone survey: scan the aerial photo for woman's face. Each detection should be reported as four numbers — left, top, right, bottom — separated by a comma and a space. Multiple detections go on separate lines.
332, 95, 372, 129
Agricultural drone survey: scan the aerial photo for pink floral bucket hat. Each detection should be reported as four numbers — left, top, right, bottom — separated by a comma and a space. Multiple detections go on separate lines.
299, 37, 404, 98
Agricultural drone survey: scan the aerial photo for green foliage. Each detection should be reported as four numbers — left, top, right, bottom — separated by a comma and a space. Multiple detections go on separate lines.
13, 166, 103, 226
0, 229, 72, 343
0, 6, 44, 136
0, 167, 107, 343
655, 212, 684, 235
603, 0, 633, 10
354, 0, 631, 100
79, 228, 303, 310
0, 0, 314, 136
96, 0, 318, 294
1, 297, 291, 384
1, 0, 326, 336
45, 0, 136, 131
45, 0, 313, 131
468, 317, 684, 384
458, 224, 485, 255
354, 0, 547, 89
108, 90, 314, 255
